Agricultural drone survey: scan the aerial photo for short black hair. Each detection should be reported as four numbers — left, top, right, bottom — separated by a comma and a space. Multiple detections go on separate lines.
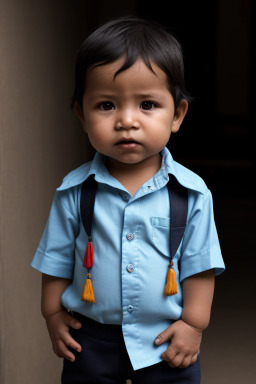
71, 16, 190, 110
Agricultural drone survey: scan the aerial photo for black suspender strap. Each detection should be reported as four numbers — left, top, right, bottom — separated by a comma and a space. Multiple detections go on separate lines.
80, 175, 98, 303
80, 174, 188, 302
80, 175, 98, 240
163, 175, 188, 296
167, 174, 188, 260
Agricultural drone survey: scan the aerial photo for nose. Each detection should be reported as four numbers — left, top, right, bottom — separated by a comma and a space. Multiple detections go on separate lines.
115, 108, 140, 130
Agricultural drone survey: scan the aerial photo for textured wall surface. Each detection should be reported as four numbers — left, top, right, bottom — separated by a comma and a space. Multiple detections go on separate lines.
0, 1, 89, 383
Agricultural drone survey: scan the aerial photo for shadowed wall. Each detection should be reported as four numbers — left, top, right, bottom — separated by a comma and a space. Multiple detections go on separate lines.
0, 1, 91, 382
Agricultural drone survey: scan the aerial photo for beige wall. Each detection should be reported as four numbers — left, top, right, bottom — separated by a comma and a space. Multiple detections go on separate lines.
0, 1, 136, 383
0, 2, 91, 383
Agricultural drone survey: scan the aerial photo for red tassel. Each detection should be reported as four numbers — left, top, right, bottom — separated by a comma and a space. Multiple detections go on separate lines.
83, 241, 93, 269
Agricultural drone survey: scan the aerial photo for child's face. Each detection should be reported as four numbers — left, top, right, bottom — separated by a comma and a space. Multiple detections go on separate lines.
75, 57, 187, 169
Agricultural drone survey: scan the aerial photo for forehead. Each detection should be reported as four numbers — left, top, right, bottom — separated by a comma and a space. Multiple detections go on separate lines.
84, 57, 169, 95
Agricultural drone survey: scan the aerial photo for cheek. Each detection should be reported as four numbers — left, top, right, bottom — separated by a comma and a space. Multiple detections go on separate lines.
87, 128, 105, 144
152, 109, 174, 126
85, 118, 110, 145
147, 115, 172, 146
146, 130, 170, 149
84, 114, 101, 134
153, 113, 173, 133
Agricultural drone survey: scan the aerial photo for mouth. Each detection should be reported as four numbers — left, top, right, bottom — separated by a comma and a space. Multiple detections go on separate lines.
116, 138, 140, 145
115, 138, 140, 150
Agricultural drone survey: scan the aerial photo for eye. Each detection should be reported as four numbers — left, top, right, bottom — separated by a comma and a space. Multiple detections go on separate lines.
141, 101, 156, 110
99, 101, 115, 111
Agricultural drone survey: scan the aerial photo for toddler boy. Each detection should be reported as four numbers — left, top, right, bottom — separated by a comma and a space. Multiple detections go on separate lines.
31, 16, 225, 383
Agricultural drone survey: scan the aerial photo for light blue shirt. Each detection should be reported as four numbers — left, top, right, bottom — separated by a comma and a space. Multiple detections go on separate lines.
31, 147, 225, 370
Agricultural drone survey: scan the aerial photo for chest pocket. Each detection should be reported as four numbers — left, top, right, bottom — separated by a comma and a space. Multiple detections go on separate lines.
151, 217, 171, 257
151, 217, 186, 258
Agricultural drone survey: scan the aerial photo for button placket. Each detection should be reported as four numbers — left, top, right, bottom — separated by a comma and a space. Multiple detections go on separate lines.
127, 264, 135, 273
122, 201, 140, 325
126, 233, 134, 241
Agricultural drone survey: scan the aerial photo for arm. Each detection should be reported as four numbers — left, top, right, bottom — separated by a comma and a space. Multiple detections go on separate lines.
42, 274, 82, 362
155, 269, 215, 368
182, 269, 215, 330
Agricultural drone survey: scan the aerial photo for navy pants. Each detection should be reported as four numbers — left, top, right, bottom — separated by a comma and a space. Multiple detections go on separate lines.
62, 313, 201, 384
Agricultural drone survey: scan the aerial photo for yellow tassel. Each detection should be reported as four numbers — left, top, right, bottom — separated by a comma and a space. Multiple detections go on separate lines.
81, 273, 95, 303
164, 267, 177, 296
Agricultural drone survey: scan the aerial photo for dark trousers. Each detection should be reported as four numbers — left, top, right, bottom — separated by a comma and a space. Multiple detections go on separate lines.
62, 313, 201, 384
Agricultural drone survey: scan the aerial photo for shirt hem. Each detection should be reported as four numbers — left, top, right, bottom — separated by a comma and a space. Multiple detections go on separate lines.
131, 356, 163, 371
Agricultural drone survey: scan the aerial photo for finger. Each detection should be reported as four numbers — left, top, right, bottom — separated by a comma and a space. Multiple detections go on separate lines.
161, 347, 176, 363
155, 325, 174, 345
179, 355, 192, 369
191, 353, 199, 365
167, 353, 183, 368
64, 313, 82, 330
56, 339, 76, 362
63, 333, 82, 353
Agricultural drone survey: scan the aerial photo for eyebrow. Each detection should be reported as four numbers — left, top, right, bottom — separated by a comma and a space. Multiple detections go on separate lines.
133, 92, 163, 98
90, 91, 164, 100
90, 93, 116, 101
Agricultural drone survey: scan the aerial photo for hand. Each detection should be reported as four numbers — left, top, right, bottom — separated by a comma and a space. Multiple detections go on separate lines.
45, 310, 82, 362
155, 320, 202, 368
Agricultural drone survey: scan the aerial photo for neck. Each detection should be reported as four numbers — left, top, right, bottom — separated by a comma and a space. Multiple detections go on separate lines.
107, 153, 162, 177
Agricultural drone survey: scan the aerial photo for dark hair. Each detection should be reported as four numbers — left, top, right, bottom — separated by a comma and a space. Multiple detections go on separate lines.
71, 16, 190, 110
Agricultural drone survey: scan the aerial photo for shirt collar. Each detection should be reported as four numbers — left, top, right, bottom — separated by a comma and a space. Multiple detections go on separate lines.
159, 147, 207, 194
57, 147, 206, 194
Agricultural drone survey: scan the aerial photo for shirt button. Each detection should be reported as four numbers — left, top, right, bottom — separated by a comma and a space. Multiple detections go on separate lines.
126, 233, 134, 241
122, 194, 129, 201
127, 305, 134, 313
127, 264, 134, 273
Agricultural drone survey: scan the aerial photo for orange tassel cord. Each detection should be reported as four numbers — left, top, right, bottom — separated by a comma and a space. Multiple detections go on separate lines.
81, 273, 95, 303
164, 261, 177, 296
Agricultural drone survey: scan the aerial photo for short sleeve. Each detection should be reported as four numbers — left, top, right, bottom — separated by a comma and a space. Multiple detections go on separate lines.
31, 189, 80, 279
179, 189, 225, 282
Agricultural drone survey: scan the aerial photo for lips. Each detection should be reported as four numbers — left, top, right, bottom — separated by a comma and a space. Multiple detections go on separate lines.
116, 138, 139, 144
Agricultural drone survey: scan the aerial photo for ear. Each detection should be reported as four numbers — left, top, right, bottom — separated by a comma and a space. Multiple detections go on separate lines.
74, 101, 87, 133
171, 99, 188, 133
